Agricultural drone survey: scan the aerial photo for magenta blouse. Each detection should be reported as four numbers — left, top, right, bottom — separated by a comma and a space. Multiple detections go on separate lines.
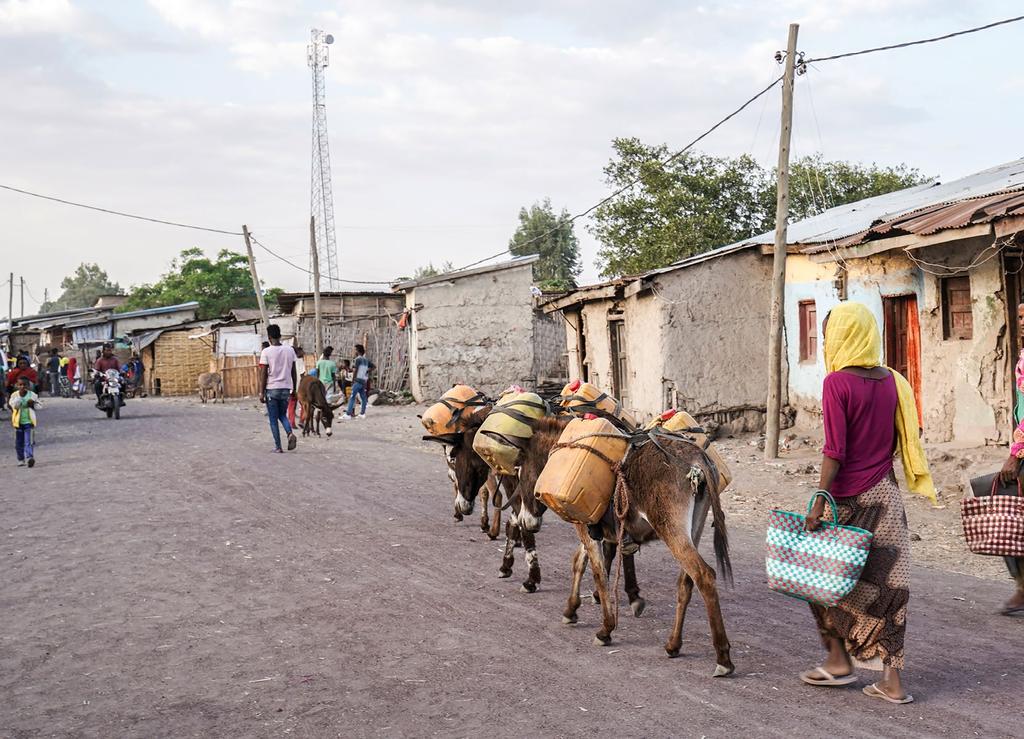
821, 370, 898, 498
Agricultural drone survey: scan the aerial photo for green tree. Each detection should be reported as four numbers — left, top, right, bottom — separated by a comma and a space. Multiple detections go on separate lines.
509, 198, 581, 291
591, 138, 928, 277
41, 263, 122, 312
120, 248, 275, 320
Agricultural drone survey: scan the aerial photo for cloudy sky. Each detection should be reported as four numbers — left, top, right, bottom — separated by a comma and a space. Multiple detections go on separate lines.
1, 0, 1021, 311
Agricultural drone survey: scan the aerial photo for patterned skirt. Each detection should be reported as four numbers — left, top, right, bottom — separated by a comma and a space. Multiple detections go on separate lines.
810, 476, 910, 670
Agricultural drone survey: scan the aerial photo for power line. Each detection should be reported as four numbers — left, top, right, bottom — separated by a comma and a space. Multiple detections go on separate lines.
0, 184, 243, 236
440, 73, 786, 274
804, 14, 1024, 64
249, 235, 392, 285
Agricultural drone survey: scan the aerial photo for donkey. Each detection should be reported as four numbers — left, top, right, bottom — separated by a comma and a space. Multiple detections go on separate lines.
297, 374, 342, 437
197, 372, 224, 404
574, 434, 735, 677
499, 416, 652, 608
423, 416, 502, 540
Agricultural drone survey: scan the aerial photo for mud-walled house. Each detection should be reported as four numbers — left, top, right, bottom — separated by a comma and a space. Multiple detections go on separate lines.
393, 255, 568, 403
782, 158, 1024, 445
542, 244, 775, 431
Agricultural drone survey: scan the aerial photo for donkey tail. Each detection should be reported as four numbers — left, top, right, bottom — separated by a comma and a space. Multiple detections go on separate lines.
708, 477, 733, 587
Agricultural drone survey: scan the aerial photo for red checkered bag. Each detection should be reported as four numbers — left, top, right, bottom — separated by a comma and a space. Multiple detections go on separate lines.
960, 478, 1024, 557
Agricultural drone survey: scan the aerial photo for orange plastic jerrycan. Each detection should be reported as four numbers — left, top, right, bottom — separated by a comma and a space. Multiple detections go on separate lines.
558, 379, 637, 430
472, 392, 547, 474
420, 385, 487, 435
535, 417, 628, 525
647, 409, 732, 490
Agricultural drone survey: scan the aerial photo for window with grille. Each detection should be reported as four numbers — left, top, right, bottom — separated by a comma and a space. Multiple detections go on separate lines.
941, 276, 972, 340
799, 300, 817, 362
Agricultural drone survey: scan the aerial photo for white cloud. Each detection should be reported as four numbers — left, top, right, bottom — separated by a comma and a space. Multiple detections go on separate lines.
0, 0, 79, 33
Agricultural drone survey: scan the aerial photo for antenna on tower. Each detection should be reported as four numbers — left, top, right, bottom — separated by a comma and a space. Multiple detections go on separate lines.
308, 28, 339, 291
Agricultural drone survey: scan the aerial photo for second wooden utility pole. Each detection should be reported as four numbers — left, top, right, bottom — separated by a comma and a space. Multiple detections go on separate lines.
309, 215, 323, 359
7, 272, 12, 325
765, 22, 799, 461
20, 276, 24, 317
242, 225, 270, 337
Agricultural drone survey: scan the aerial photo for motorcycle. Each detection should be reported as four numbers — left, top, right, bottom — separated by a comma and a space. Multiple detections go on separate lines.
96, 368, 125, 419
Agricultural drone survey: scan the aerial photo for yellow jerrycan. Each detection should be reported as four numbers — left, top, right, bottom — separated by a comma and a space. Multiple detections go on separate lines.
558, 379, 638, 430
472, 391, 547, 474
420, 385, 488, 435
646, 409, 732, 490
535, 417, 628, 525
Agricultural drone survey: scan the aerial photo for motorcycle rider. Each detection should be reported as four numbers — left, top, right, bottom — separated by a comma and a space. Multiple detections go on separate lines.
93, 343, 122, 402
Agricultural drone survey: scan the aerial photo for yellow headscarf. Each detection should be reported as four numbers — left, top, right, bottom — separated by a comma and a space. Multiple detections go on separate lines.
823, 301, 936, 502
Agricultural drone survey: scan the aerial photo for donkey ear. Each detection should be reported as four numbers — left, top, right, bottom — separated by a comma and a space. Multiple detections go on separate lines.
423, 434, 459, 446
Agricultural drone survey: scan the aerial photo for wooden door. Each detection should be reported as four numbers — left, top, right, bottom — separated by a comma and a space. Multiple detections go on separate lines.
1004, 252, 1023, 412
884, 294, 922, 416
609, 320, 628, 407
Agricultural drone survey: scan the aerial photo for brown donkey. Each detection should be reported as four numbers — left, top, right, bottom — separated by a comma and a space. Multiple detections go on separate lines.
424, 417, 503, 540
575, 434, 734, 677
502, 416, 650, 609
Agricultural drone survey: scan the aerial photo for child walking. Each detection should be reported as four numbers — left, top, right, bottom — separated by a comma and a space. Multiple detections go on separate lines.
10, 376, 39, 467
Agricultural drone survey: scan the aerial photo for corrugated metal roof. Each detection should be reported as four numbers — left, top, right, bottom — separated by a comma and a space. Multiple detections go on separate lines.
392, 255, 539, 291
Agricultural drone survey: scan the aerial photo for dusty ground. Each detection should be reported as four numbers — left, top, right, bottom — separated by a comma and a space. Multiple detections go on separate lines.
1, 398, 1021, 738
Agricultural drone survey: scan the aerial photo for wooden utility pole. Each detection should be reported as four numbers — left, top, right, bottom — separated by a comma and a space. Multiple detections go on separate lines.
242, 225, 270, 337
309, 215, 323, 358
20, 277, 24, 317
7, 272, 13, 325
765, 22, 799, 460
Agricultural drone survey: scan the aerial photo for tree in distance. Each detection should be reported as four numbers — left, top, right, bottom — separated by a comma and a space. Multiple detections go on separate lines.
509, 198, 581, 292
591, 138, 928, 277
120, 248, 279, 320
40, 263, 123, 312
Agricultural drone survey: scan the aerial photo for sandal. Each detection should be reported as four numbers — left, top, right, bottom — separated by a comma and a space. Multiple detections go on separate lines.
799, 667, 857, 687
862, 682, 913, 704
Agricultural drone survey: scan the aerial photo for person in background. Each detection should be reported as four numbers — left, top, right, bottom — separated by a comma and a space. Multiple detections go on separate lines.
287, 346, 307, 429
45, 348, 61, 396
258, 324, 298, 453
92, 343, 121, 401
316, 346, 338, 393
339, 359, 353, 403
10, 375, 39, 468
0, 345, 7, 409
800, 301, 934, 706
67, 355, 81, 399
995, 300, 1024, 616
125, 352, 145, 397
342, 344, 374, 420
6, 356, 38, 394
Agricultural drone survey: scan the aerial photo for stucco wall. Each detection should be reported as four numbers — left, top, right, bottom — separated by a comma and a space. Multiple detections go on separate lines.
406, 263, 538, 402
660, 248, 774, 430
785, 237, 1011, 445
531, 309, 568, 381
578, 299, 615, 395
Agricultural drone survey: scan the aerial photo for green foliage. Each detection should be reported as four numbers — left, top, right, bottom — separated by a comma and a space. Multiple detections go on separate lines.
509, 198, 581, 291
412, 261, 455, 280
120, 248, 273, 320
591, 138, 929, 278
41, 263, 122, 312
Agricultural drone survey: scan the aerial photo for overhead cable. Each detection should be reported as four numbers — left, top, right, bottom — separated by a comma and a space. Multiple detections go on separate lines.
0, 184, 244, 236
804, 14, 1024, 64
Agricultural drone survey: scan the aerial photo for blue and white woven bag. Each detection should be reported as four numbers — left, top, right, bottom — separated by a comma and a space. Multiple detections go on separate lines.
766, 490, 873, 607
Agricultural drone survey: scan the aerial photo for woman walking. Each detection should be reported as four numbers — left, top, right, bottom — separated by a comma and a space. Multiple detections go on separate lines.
994, 301, 1024, 616
800, 301, 934, 705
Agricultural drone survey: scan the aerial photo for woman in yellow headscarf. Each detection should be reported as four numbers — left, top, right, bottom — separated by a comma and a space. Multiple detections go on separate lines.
799, 301, 933, 706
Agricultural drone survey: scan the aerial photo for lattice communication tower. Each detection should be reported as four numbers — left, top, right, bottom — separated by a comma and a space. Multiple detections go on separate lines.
308, 28, 339, 289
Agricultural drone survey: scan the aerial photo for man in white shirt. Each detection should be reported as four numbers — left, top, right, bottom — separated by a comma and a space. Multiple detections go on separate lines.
258, 324, 298, 453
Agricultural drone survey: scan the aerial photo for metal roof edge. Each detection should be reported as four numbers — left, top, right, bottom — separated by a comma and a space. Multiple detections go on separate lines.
392, 255, 539, 291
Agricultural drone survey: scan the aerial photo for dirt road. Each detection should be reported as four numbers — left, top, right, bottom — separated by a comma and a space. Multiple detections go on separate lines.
1, 399, 1020, 737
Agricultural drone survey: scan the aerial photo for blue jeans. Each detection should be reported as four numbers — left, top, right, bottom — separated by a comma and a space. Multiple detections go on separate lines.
346, 382, 368, 416
16, 423, 34, 461
265, 389, 293, 449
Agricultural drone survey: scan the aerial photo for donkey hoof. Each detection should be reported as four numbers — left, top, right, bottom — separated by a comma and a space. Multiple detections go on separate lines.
591, 592, 601, 605
486, 532, 498, 541
712, 663, 735, 678
520, 582, 537, 594
453, 513, 464, 522
593, 634, 612, 647
561, 614, 578, 625
498, 570, 512, 579
665, 645, 681, 658
630, 598, 646, 617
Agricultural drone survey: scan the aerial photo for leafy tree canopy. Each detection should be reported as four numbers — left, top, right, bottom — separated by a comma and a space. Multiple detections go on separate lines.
509, 198, 581, 291
591, 138, 928, 278
41, 263, 122, 312
120, 248, 273, 320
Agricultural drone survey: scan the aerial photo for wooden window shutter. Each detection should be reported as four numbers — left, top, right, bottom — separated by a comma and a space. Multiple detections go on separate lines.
799, 300, 817, 362
942, 276, 972, 340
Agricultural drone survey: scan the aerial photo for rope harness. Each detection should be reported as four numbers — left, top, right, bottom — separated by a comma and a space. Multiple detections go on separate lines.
431, 391, 492, 428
